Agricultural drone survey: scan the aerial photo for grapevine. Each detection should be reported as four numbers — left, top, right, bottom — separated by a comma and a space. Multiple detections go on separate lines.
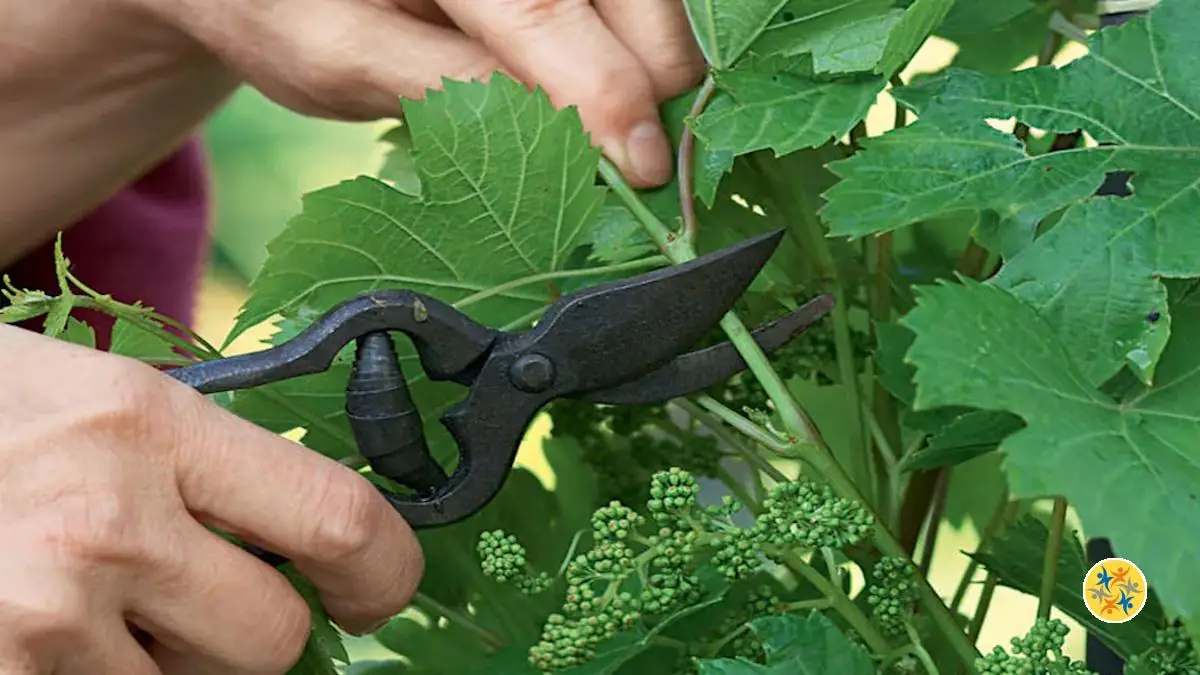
4, 1, 1193, 673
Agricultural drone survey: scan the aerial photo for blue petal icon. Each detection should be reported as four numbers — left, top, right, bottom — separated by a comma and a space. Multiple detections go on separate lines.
1096, 566, 1114, 590
1117, 591, 1134, 615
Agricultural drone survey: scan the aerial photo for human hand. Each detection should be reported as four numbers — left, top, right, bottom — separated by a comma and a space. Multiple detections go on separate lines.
0, 325, 422, 674
134, 0, 706, 187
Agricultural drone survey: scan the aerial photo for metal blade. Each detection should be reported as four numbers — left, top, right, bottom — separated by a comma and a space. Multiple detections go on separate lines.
577, 294, 834, 405
521, 229, 785, 394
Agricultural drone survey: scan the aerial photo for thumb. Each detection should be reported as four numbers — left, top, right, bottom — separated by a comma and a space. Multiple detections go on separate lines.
162, 0, 502, 120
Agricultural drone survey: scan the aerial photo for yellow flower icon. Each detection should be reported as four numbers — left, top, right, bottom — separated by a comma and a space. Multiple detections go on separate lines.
1083, 557, 1148, 623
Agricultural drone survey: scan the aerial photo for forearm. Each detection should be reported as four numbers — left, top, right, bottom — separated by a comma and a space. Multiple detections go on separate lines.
0, 0, 237, 269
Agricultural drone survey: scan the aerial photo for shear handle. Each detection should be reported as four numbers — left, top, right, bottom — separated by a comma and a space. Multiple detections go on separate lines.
167, 290, 496, 394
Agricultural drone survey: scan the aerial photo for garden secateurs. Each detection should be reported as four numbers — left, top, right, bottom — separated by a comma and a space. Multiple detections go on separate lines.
167, 229, 833, 566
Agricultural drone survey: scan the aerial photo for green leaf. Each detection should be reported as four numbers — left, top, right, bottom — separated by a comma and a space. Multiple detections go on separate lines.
754, 0, 905, 74
825, 1, 1200, 384
694, 611, 874, 674
109, 319, 189, 365
580, 205, 657, 264
936, 0, 1055, 74
971, 516, 1164, 659
902, 278, 1200, 629
60, 317, 96, 349
374, 615, 499, 674
902, 409, 1025, 470
377, 123, 421, 197
693, 54, 884, 159
875, 0, 956, 77
281, 566, 348, 675
683, 0, 791, 68
230, 74, 605, 342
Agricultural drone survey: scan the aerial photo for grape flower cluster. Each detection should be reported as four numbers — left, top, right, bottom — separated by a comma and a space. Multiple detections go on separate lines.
976, 618, 1095, 674
476, 466, 875, 672
867, 556, 918, 637
1130, 625, 1200, 674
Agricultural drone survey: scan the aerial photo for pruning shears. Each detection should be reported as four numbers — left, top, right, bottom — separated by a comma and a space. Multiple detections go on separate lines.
167, 229, 833, 566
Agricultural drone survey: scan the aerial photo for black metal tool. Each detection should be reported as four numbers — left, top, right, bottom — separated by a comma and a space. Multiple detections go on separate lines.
168, 229, 833, 566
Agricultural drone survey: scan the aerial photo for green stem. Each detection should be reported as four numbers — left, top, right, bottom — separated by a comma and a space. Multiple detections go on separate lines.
678, 75, 718, 245
777, 549, 891, 655
904, 622, 940, 675
950, 496, 1011, 614
754, 156, 868, 482
600, 157, 824, 451
968, 575, 998, 643
411, 592, 504, 651
694, 394, 791, 453
1038, 498, 1068, 620
861, 401, 901, 531
674, 398, 788, 485
453, 256, 668, 309
597, 158, 693, 261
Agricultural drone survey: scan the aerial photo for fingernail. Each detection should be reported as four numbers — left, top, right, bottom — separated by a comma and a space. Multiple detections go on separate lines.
622, 121, 674, 187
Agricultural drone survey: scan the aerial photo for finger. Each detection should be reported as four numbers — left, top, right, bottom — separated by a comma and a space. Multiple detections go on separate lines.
166, 387, 422, 636
50, 621, 161, 675
126, 519, 311, 674
162, 0, 501, 120
369, 0, 455, 26
434, 0, 675, 187
594, 0, 706, 100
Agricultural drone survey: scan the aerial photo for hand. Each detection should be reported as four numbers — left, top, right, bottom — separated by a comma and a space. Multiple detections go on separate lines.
136, 0, 706, 187
0, 324, 422, 674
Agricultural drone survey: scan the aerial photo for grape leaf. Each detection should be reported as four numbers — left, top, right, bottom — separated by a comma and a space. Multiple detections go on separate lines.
61, 317, 96, 349
377, 123, 421, 197
229, 74, 605, 342
971, 516, 1164, 660
875, 0, 956, 77
692, 54, 884, 159
902, 278, 1200, 629
694, 611, 873, 674
935, 0, 1056, 74
824, 3, 1200, 385
753, 0, 905, 75
109, 319, 190, 366
902, 409, 1025, 470
682, 0, 791, 68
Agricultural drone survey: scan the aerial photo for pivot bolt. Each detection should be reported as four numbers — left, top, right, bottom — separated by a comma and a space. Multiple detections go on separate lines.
510, 354, 555, 392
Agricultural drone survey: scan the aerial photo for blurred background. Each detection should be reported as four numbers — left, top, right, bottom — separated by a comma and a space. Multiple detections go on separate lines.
193, 35, 1091, 663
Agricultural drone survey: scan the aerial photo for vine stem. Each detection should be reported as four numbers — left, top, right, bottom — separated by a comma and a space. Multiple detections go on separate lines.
677, 75, 718, 245
950, 496, 1012, 613
411, 592, 504, 651
694, 394, 791, 454
599, 156, 981, 670
774, 548, 892, 655
904, 622, 940, 675
598, 158, 823, 450
1038, 497, 1069, 620
672, 396, 787, 485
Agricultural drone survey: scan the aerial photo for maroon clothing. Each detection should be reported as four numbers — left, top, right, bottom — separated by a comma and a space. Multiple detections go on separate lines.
5, 140, 211, 349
